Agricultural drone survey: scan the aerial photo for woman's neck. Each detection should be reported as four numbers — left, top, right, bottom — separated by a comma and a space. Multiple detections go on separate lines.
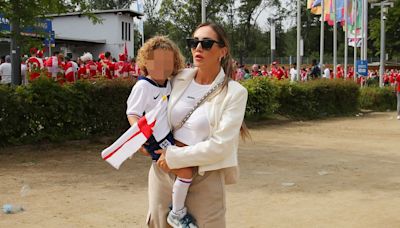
195, 65, 221, 85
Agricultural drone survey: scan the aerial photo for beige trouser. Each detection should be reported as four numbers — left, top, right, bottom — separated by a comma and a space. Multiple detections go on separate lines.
147, 162, 226, 228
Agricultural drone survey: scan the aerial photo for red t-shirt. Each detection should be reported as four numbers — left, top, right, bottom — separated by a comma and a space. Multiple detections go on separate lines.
272, 67, 284, 80
114, 61, 131, 78
98, 59, 115, 79
396, 74, 400, 92
26, 57, 44, 80
64, 61, 76, 82
86, 61, 98, 78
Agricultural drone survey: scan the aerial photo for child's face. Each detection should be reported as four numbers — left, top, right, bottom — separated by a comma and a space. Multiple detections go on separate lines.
146, 49, 174, 80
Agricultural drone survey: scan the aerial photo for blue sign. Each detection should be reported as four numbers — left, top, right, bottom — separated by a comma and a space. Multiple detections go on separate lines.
0, 15, 11, 32
356, 60, 368, 77
43, 31, 55, 47
0, 14, 52, 36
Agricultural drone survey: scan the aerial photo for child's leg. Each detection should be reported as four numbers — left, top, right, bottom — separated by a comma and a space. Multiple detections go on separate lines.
172, 167, 193, 217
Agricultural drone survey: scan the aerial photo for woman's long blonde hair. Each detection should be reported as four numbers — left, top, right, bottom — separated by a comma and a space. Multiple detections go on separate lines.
193, 22, 250, 140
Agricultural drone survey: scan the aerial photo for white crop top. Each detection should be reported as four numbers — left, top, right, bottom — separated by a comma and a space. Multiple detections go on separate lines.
171, 79, 211, 146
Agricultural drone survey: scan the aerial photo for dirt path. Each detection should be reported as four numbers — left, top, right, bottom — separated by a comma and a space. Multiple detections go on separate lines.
1, 112, 400, 228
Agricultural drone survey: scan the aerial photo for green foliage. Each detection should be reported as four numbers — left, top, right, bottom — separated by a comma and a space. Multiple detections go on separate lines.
240, 78, 360, 119
359, 86, 397, 111
276, 79, 360, 119
241, 77, 280, 117
369, 0, 400, 59
0, 78, 134, 146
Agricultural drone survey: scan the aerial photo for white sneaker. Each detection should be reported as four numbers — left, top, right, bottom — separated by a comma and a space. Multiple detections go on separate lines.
167, 208, 197, 228
397, 115, 400, 120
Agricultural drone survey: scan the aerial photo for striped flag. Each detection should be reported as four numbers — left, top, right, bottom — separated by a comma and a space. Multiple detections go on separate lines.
101, 96, 169, 169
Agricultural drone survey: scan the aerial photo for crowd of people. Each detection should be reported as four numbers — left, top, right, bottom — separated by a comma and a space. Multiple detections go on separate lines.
232, 60, 358, 82
231, 59, 400, 88
2, 50, 400, 88
0, 47, 141, 85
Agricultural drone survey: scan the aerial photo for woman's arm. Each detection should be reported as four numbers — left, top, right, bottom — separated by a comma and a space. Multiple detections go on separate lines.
165, 85, 248, 169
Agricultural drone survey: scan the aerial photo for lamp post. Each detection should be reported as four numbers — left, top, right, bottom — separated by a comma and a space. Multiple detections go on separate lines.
371, 1, 394, 87
201, 0, 206, 23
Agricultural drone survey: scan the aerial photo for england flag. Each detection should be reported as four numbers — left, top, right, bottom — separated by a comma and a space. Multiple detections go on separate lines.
101, 96, 169, 169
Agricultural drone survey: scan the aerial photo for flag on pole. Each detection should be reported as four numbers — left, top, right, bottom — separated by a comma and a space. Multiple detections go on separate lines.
348, 0, 362, 35
101, 96, 169, 169
348, 37, 362, 47
308, 0, 330, 16
124, 42, 128, 57
312, 0, 322, 8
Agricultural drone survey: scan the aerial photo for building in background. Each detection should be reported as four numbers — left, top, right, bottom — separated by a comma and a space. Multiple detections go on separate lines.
50, 9, 143, 60
0, 9, 143, 60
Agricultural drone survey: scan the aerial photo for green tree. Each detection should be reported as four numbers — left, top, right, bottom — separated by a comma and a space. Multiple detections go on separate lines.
369, 0, 400, 59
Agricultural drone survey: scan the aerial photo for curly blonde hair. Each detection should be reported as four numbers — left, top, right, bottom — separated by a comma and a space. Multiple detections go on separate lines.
136, 36, 185, 76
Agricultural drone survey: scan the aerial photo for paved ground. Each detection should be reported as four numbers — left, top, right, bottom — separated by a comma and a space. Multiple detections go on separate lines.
1, 111, 399, 228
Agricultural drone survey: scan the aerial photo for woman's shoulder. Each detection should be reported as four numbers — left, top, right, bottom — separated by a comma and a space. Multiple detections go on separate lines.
228, 79, 247, 95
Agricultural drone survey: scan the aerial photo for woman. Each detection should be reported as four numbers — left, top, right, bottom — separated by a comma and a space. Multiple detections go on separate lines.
147, 22, 249, 227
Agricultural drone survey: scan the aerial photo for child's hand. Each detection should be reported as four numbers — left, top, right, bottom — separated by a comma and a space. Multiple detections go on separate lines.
138, 146, 150, 157
155, 149, 170, 172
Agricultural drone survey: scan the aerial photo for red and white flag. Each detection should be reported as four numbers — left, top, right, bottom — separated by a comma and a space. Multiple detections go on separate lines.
101, 96, 169, 169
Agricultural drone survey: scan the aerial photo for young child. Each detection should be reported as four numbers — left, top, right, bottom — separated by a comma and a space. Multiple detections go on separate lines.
125, 36, 197, 228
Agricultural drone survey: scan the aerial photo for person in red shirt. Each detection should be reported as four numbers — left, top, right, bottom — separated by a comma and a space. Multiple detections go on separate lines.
81, 52, 98, 78
389, 70, 396, 86
261, 64, 268, 76
114, 53, 132, 78
64, 56, 78, 83
26, 48, 44, 81
251, 64, 261, 77
395, 72, 400, 119
130, 58, 140, 78
271, 61, 284, 80
45, 52, 65, 83
347, 66, 354, 80
98, 51, 115, 79
336, 64, 344, 79
77, 58, 86, 80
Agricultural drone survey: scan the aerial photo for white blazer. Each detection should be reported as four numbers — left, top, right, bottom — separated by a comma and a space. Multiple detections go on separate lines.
165, 67, 248, 182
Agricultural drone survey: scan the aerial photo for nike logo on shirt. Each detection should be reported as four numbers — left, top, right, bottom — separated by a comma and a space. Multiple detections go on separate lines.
154, 94, 160, 99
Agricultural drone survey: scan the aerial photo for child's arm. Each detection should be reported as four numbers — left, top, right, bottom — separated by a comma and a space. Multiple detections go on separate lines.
127, 114, 150, 157
127, 115, 139, 126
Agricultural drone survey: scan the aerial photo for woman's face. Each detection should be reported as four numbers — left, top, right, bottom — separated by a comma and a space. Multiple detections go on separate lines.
146, 49, 174, 81
191, 26, 226, 68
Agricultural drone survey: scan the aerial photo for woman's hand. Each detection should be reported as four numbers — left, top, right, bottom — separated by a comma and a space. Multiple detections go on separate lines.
155, 149, 171, 172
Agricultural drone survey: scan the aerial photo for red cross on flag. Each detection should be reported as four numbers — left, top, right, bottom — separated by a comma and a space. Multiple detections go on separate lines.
101, 96, 169, 169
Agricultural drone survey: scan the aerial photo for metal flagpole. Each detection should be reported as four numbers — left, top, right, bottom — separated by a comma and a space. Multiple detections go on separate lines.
296, 0, 301, 81
353, 0, 358, 82
320, 0, 325, 71
379, 2, 385, 87
333, 0, 337, 78
344, 0, 348, 78
360, 0, 364, 60
271, 20, 276, 62
201, 0, 206, 23
363, 0, 368, 61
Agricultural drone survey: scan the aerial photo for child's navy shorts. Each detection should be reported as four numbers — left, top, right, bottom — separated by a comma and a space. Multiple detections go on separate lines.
143, 131, 175, 161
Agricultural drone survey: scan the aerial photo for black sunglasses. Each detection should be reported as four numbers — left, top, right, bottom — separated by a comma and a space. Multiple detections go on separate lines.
186, 38, 225, 50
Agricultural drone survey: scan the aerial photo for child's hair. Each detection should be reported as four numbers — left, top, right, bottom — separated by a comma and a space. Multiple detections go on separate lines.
137, 36, 185, 76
